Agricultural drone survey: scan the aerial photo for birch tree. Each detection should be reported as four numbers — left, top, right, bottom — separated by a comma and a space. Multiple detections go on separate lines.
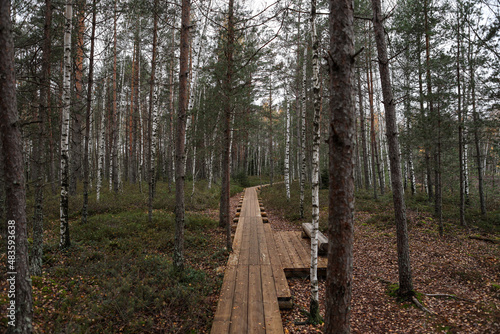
97, 75, 106, 203
148, 0, 159, 223
59, 0, 73, 249
82, 0, 97, 224
309, 0, 321, 324
285, 97, 291, 200
299, 38, 307, 219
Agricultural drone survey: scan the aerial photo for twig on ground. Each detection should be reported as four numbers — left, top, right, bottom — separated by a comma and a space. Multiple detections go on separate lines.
423, 293, 473, 302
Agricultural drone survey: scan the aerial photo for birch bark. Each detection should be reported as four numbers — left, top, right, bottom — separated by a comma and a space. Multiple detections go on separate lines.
309, 0, 321, 322
59, 0, 73, 249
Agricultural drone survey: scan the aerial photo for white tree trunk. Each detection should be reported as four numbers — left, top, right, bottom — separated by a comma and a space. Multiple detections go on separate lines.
299, 40, 307, 219
97, 76, 107, 202
59, 0, 73, 249
310, 0, 320, 320
285, 99, 291, 200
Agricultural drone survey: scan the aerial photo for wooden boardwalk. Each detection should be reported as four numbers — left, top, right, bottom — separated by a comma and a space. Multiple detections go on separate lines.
211, 186, 328, 333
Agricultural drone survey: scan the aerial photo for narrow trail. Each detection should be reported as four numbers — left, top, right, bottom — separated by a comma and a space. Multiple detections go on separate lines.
211, 186, 328, 333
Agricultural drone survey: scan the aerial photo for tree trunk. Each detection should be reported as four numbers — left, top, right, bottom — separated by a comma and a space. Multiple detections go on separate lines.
174, 0, 191, 271
367, 49, 378, 199
285, 97, 291, 200
97, 75, 106, 202
309, 0, 321, 323
268, 78, 274, 186
0, 0, 34, 330
82, 0, 96, 224
456, 6, 466, 226
299, 42, 307, 219
358, 71, 370, 190
70, 0, 85, 195
219, 0, 235, 252
148, 0, 159, 223
469, 28, 486, 216
371, 0, 414, 298
435, 104, 443, 236
111, 0, 119, 194
325, 1, 355, 332
59, 0, 73, 249
424, 0, 434, 202
31, 0, 52, 276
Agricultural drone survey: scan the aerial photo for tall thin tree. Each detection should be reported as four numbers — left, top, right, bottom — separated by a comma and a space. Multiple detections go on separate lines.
174, 0, 191, 271
309, 0, 322, 323
1, 0, 34, 330
31, 0, 52, 276
82, 0, 97, 224
148, 0, 159, 223
325, 0, 356, 332
59, 0, 73, 249
371, 0, 414, 298
219, 0, 235, 251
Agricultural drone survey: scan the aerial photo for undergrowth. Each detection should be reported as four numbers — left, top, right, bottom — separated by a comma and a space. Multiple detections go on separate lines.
1, 180, 237, 333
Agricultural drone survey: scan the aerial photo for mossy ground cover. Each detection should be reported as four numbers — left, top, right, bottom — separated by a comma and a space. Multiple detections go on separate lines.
1, 180, 242, 333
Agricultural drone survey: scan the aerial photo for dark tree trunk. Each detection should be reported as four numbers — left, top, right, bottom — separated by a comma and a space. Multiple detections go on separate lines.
82, 0, 96, 224
371, 0, 414, 298
358, 71, 369, 190
111, 0, 119, 194
174, 0, 191, 271
31, 0, 52, 276
0, 139, 4, 241
0, 0, 34, 330
325, 1, 355, 332
219, 0, 235, 252
424, 0, 434, 202
456, 7, 466, 226
469, 27, 486, 216
366, 49, 378, 199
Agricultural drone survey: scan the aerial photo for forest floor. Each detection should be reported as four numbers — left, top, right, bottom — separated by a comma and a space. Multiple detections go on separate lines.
0, 180, 246, 333
260, 183, 500, 334
0, 178, 498, 333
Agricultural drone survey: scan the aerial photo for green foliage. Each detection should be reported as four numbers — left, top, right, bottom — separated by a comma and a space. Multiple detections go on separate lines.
234, 170, 250, 188
320, 168, 329, 190
20, 180, 230, 333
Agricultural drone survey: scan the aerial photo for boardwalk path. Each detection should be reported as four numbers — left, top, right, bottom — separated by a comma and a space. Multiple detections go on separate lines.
211, 186, 284, 333
211, 186, 328, 333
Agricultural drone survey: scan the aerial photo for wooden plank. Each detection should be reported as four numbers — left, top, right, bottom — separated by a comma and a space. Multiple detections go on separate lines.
271, 230, 292, 269
279, 232, 303, 269
289, 231, 312, 268
260, 265, 284, 333
239, 219, 251, 265
263, 225, 291, 304
248, 218, 260, 265
257, 219, 270, 265
302, 223, 328, 254
211, 265, 237, 333
248, 265, 266, 333
229, 265, 249, 334
228, 217, 245, 266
